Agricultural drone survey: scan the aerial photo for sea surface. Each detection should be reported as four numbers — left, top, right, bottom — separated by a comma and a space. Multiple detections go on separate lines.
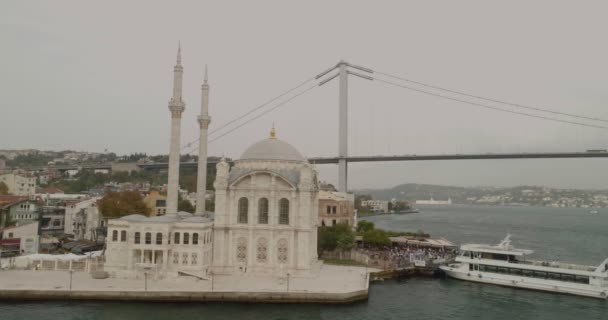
1, 205, 607, 320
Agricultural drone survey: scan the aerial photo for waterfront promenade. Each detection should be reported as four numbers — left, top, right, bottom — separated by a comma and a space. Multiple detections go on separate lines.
0, 264, 374, 303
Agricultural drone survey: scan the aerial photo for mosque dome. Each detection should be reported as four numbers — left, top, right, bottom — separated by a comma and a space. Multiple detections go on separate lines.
240, 128, 306, 162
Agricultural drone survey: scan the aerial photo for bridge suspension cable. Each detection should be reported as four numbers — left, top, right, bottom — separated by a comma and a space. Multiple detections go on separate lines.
181, 75, 317, 150
371, 75, 608, 130
183, 83, 318, 154
374, 69, 608, 123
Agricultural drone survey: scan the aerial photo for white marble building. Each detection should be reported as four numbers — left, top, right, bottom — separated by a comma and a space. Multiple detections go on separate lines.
104, 45, 320, 280
104, 213, 214, 278
211, 129, 320, 276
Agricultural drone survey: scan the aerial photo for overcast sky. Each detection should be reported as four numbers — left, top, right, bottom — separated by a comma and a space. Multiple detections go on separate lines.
2, 1, 608, 190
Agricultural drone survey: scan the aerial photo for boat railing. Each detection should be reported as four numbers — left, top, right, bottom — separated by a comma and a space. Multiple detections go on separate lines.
507, 259, 596, 272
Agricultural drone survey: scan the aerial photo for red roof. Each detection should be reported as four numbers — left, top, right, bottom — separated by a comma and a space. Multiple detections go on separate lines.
36, 187, 64, 194
0, 195, 28, 207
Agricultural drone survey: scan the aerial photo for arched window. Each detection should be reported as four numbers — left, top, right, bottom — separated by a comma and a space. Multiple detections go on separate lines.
238, 197, 248, 223
174, 232, 180, 244
258, 198, 269, 224
134, 232, 140, 244
112, 230, 118, 241
120, 230, 127, 242
145, 232, 151, 244
156, 233, 162, 245
184, 232, 190, 245
279, 198, 289, 225
193, 233, 199, 245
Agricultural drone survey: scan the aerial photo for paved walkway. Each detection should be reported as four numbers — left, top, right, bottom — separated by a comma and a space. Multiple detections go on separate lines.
0, 264, 375, 294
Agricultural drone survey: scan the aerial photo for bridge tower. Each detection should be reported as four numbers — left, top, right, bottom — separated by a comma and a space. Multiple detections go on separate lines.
317, 61, 372, 192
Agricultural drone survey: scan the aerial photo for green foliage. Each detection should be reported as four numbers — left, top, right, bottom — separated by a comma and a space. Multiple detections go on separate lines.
392, 201, 411, 212
0, 182, 9, 195
362, 228, 391, 247
6, 152, 55, 167
356, 220, 375, 233
1, 212, 17, 228
318, 223, 355, 255
97, 191, 151, 218
205, 199, 215, 212
178, 198, 195, 213
51, 170, 166, 193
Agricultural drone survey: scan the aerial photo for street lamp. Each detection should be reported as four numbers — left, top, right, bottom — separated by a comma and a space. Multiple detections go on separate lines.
209, 270, 214, 292
69, 269, 74, 290
144, 271, 148, 292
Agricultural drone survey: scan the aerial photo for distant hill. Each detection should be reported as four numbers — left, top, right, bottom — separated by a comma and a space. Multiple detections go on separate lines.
355, 183, 469, 202
353, 183, 608, 208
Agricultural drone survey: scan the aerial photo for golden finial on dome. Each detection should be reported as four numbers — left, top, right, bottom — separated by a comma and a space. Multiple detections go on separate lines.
270, 124, 276, 139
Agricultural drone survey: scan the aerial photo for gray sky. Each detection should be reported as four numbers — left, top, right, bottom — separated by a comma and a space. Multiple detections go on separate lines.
2, 1, 608, 190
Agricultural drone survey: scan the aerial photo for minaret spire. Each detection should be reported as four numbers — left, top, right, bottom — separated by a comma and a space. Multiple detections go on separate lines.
166, 43, 186, 216
177, 41, 182, 65
195, 64, 212, 215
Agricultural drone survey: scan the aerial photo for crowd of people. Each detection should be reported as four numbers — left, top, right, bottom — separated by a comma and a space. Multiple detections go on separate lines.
355, 243, 457, 270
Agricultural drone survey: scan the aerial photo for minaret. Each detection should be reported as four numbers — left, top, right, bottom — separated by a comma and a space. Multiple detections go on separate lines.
166, 43, 185, 216
195, 65, 211, 215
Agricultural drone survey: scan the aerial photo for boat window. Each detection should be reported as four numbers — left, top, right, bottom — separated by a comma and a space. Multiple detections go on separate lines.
469, 264, 474, 271
479, 265, 487, 272
574, 275, 590, 284
497, 267, 509, 274
533, 271, 547, 279
522, 270, 534, 277
486, 265, 497, 272
561, 274, 575, 282
547, 273, 561, 281
509, 268, 523, 276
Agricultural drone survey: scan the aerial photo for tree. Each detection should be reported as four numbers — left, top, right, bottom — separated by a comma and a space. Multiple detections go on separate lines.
0, 182, 9, 195
1, 211, 16, 228
97, 191, 151, 218
362, 229, 391, 247
356, 220, 375, 233
178, 198, 195, 213
317, 223, 355, 255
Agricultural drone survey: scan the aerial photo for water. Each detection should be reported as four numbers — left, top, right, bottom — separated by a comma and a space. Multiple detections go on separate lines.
1, 205, 607, 320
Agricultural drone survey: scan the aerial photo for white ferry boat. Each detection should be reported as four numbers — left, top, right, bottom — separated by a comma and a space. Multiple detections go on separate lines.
440, 235, 608, 299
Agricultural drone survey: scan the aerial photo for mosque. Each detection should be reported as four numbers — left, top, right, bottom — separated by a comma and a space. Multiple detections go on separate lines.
104, 45, 320, 279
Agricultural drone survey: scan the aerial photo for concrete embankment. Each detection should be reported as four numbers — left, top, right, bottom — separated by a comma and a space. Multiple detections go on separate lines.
0, 266, 371, 304
0, 289, 368, 304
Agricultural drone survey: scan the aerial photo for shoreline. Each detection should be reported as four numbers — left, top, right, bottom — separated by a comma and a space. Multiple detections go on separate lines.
0, 289, 368, 304
0, 265, 372, 304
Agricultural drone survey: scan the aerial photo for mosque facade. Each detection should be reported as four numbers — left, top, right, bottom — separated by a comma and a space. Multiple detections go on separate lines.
104, 46, 319, 279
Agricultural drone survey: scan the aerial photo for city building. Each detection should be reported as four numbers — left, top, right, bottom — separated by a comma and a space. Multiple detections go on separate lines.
143, 190, 167, 216
1, 198, 42, 227
39, 206, 66, 236
415, 197, 452, 205
64, 198, 103, 241
0, 221, 39, 255
318, 191, 355, 227
211, 128, 320, 276
360, 199, 389, 213
0, 173, 37, 196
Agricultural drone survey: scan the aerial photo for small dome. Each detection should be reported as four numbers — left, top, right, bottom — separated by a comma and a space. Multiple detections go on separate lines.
240, 137, 305, 162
